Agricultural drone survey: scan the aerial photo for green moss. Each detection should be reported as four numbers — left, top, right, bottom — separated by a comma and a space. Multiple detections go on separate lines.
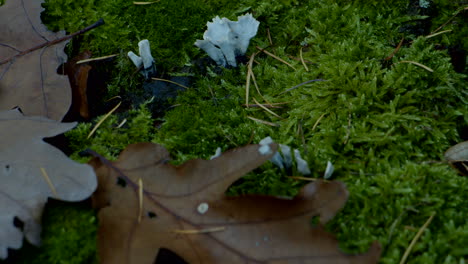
6, 0, 467, 263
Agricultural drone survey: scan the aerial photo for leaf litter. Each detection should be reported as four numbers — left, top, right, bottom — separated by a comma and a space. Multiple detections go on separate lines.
0, 109, 96, 259
89, 142, 381, 264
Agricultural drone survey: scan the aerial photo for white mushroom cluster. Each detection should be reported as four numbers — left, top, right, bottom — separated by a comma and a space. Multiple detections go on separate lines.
194, 14, 260, 67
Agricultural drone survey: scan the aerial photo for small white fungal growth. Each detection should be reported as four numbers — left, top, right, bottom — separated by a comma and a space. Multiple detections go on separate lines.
258, 145, 272, 155
127, 39, 156, 79
279, 144, 292, 168
197, 202, 209, 214
324, 161, 334, 179
294, 149, 311, 175
259, 136, 274, 155
194, 14, 260, 67
210, 147, 222, 160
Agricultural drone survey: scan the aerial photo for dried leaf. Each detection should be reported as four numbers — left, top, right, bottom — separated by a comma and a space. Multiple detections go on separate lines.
0, 0, 71, 120
444, 141, 468, 176
90, 142, 381, 264
0, 109, 97, 259
64, 51, 92, 120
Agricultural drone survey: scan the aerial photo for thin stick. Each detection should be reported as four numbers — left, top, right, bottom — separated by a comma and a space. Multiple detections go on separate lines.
76, 54, 118, 64
138, 178, 143, 223
299, 47, 309, 72
252, 97, 283, 119
172, 226, 225, 234
87, 100, 122, 138
256, 46, 296, 70
247, 116, 279, 127
40, 167, 58, 197
396, 61, 434, 72
312, 113, 326, 131
1, 19, 105, 65
152, 78, 190, 90
399, 212, 436, 264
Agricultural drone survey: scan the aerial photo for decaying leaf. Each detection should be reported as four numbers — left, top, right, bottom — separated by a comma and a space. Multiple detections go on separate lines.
0, 109, 97, 259
64, 51, 92, 120
90, 142, 381, 264
445, 141, 468, 176
0, 0, 70, 120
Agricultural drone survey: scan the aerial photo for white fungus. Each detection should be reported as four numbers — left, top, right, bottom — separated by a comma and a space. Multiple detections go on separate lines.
127, 39, 156, 79
197, 202, 209, 214
195, 14, 260, 67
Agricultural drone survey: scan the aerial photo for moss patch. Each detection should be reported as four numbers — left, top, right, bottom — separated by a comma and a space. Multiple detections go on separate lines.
4, 0, 467, 263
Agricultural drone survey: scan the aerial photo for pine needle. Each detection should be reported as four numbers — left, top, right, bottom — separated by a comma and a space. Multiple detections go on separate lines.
399, 212, 436, 264
172, 226, 226, 234
396, 61, 434, 72
76, 54, 118, 64
247, 116, 279, 127
138, 178, 143, 223
288, 176, 319, 181
133, 1, 159, 5
425, 30, 452, 39
312, 113, 326, 131
299, 47, 309, 72
87, 99, 122, 139
152, 78, 190, 90
256, 46, 296, 70
40, 167, 58, 197
252, 97, 283, 119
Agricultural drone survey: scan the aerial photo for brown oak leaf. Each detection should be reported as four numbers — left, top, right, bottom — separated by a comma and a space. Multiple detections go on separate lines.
0, 109, 97, 259
0, 0, 71, 120
90, 142, 381, 264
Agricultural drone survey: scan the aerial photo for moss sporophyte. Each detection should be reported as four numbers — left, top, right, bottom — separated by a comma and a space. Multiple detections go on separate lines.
7, 0, 467, 263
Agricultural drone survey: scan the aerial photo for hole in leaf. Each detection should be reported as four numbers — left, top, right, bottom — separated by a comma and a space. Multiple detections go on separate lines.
154, 248, 188, 264
13, 217, 24, 231
116, 177, 127, 188
147, 211, 157, 218
310, 215, 320, 227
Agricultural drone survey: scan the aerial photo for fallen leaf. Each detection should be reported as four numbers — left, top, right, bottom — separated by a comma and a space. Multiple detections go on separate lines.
90, 142, 381, 264
64, 51, 92, 120
0, 0, 71, 120
444, 141, 468, 176
0, 109, 97, 259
